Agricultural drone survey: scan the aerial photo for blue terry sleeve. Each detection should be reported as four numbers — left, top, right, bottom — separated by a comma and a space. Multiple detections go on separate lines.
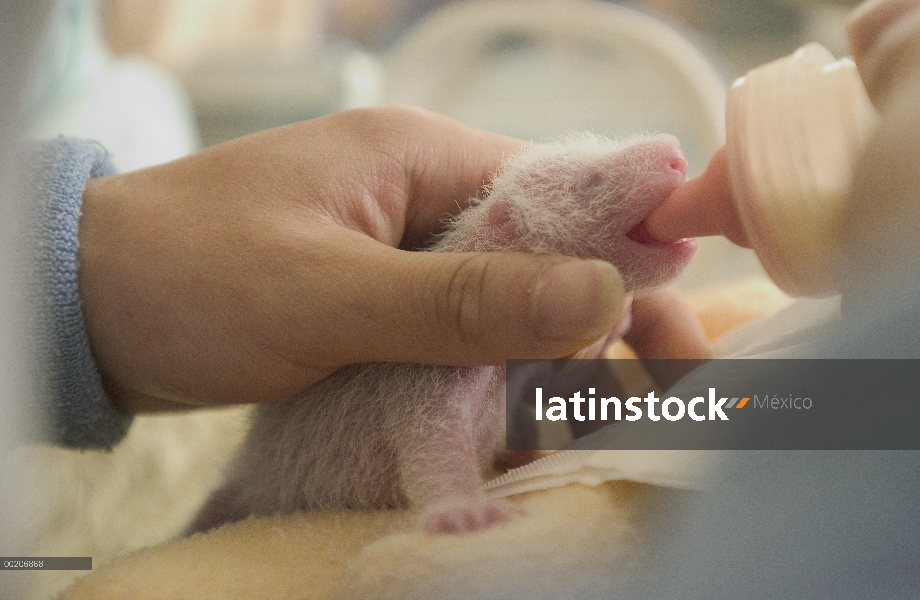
26, 136, 132, 449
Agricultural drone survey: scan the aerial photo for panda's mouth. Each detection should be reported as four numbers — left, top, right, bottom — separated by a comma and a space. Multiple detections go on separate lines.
625, 221, 698, 266
625, 221, 669, 247
627, 218, 695, 248
624, 166, 690, 248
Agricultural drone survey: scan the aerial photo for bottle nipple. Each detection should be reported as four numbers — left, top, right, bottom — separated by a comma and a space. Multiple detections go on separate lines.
724, 42, 879, 296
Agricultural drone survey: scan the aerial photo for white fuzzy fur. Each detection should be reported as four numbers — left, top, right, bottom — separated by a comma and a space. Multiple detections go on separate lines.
232, 365, 502, 514
192, 132, 696, 534
438, 132, 691, 292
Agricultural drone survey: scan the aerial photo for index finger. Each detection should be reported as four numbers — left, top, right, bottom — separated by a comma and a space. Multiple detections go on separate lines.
387, 107, 525, 248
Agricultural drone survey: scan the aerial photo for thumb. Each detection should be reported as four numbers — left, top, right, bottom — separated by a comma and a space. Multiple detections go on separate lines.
342, 247, 626, 366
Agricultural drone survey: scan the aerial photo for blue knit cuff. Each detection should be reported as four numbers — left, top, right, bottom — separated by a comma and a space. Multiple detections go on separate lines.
26, 136, 132, 449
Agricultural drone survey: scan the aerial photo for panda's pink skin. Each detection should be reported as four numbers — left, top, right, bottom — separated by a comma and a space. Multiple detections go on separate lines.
188, 133, 697, 536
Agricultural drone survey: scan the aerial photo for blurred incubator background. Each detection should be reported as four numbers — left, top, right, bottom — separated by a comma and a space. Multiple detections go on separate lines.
87, 0, 862, 148
90, 0, 861, 149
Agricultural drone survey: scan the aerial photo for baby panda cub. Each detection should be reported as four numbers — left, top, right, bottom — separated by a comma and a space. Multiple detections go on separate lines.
189, 133, 698, 535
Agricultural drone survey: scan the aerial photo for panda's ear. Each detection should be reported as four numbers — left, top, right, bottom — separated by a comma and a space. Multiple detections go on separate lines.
487, 200, 516, 238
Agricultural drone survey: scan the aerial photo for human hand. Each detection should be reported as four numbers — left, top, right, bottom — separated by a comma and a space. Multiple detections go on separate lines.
623, 286, 710, 361
77, 106, 626, 412
848, 0, 920, 106
622, 286, 711, 389
842, 0, 920, 305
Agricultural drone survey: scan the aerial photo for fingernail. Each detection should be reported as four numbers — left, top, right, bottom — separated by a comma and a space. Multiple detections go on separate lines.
532, 259, 624, 341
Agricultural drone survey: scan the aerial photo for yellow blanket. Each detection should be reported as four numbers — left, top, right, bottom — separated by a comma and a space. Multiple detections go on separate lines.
56, 277, 789, 600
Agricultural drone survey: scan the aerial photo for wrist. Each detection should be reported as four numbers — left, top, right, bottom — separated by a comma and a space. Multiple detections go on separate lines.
27, 137, 133, 446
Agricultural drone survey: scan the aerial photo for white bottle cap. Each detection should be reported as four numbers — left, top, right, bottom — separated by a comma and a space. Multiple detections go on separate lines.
725, 43, 879, 296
